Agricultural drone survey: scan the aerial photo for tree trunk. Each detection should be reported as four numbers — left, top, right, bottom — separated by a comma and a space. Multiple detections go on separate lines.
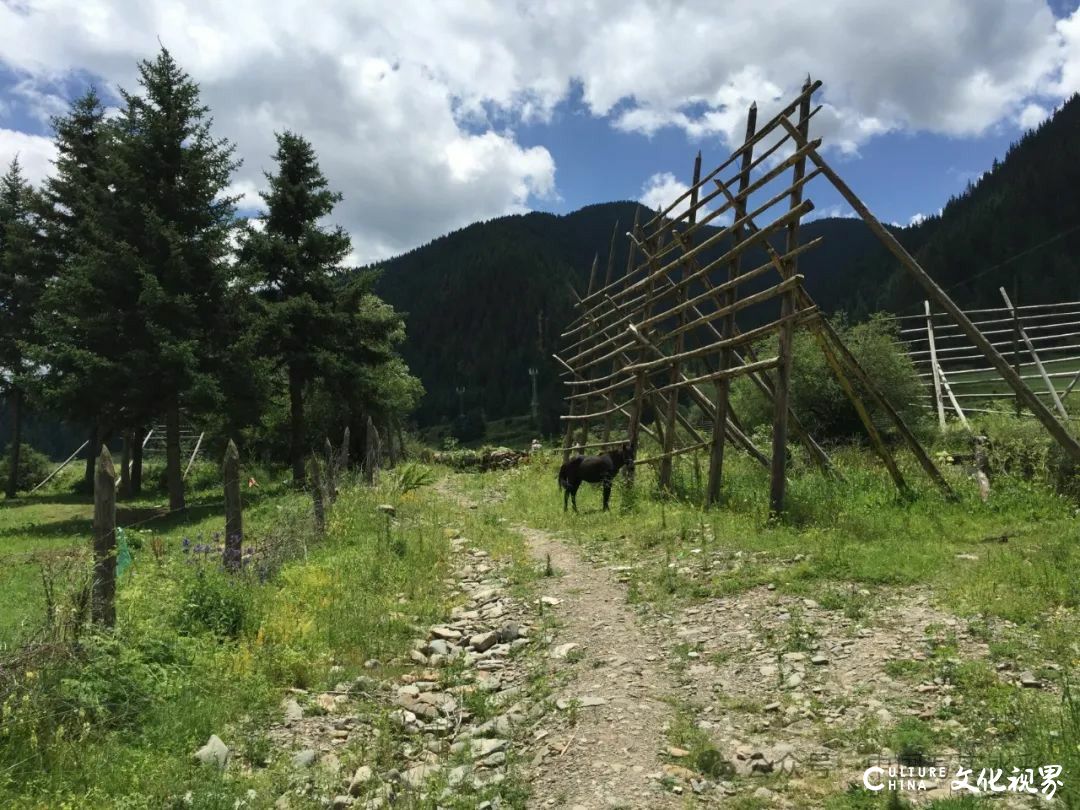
131, 426, 144, 496
119, 430, 132, 499
165, 404, 185, 510
92, 445, 117, 627
289, 365, 306, 485
4, 388, 22, 498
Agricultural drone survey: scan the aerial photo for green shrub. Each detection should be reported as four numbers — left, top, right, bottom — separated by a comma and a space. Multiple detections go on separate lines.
0, 444, 53, 493
59, 633, 187, 729
731, 313, 927, 442
176, 568, 251, 639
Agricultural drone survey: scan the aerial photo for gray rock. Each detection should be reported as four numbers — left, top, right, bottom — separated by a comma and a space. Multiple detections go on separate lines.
470, 737, 508, 758
578, 695, 608, 707
497, 622, 521, 643
470, 631, 499, 652
1019, 672, 1042, 688
402, 762, 441, 787
426, 639, 450, 656
811, 653, 829, 666
331, 796, 354, 809
283, 699, 304, 725
194, 734, 230, 768
349, 765, 375, 795
481, 751, 507, 768
291, 749, 318, 768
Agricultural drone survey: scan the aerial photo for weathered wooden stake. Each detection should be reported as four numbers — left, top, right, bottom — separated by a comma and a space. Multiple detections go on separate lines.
310, 455, 326, 534
341, 426, 351, 471
325, 437, 339, 503
769, 79, 812, 518
364, 415, 381, 485
92, 445, 117, 627
223, 439, 243, 572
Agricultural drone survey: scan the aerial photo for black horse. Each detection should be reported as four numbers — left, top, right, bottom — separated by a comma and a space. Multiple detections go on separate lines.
557, 443, 635, 512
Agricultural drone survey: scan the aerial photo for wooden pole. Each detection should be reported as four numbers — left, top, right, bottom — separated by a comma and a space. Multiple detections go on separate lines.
937, 363, 970, 428
770, 79, 812, 518
659, 152, 701, 491
183, 431, 206, 480
815, 315, 955, 497
925, 302, 947, 430
223, 439, 243, 572
364, 415, 380, 484
1001, 287, 1068, 419
324, 437, 339, 503
30, 440, 90, 494
310, 455, 326, 534
709, 103, 757, 506
1012, 275, 1022, 417
813, 328, 908, 493
92, 445, 117, 627
340, 426, 351, 471
778, 115, 1080, 463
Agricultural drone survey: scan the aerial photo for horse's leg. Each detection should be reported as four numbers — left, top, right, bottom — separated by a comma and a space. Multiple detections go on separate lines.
571, 484, 579, 512
603, 478, 612, 511
563, 485, 570, 512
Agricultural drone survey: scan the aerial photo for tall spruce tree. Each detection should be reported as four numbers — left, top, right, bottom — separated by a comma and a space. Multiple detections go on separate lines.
0, 159, 48, 497
110, 49, 240, 509
243, 132, 414, 482
34, 88, 144, 490
242, 132, 352, 482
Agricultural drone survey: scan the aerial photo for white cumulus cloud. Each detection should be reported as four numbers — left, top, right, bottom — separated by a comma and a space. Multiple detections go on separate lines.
0, 0, 1076, 257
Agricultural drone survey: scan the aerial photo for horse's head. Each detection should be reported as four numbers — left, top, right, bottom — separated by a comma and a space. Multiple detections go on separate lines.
620, 442, 636, 474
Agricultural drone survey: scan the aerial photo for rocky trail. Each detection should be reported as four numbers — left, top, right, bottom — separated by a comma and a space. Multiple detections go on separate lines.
255, 476, 1054, 809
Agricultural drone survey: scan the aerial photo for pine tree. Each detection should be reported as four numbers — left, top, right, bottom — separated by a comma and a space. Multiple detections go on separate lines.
0, 159, 48, 497
242, 132, 417, 482
34, 88, 141, 491
110, 48, 241, 509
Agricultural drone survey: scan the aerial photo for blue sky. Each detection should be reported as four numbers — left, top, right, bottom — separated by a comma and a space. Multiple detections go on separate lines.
1, 1, 1078, 259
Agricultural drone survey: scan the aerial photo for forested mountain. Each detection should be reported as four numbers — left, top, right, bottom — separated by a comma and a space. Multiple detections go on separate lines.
372, 205, 882, 429
877, 93, 1080, 314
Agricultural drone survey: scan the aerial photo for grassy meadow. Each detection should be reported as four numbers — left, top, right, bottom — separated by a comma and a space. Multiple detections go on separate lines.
0, 456, 536, 809
1, 413, 1078, 808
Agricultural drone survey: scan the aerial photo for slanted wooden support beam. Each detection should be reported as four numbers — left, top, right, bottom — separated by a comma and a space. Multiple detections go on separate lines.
812, 325, 909, 494
1001, 287, 1068, 419
778, 114, 1080, 464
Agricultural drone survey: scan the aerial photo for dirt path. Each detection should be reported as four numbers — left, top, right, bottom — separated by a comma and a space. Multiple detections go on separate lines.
518, 523, 685, 809
435, 477, 685, 808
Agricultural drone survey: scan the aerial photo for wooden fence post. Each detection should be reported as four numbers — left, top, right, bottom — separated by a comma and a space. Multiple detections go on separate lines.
223, 439, 243, 572
364, 416, 381, 485
92, 445, 117, 627
310, 455, 326, 534
340, 426, 351, 472
324, 437, 339, 503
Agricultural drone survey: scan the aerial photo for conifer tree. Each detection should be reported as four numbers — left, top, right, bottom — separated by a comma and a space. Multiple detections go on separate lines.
34, 88, 141, 490
242, 132, 415, 482
0, 159, 48, 497
109, 48, 241, 509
